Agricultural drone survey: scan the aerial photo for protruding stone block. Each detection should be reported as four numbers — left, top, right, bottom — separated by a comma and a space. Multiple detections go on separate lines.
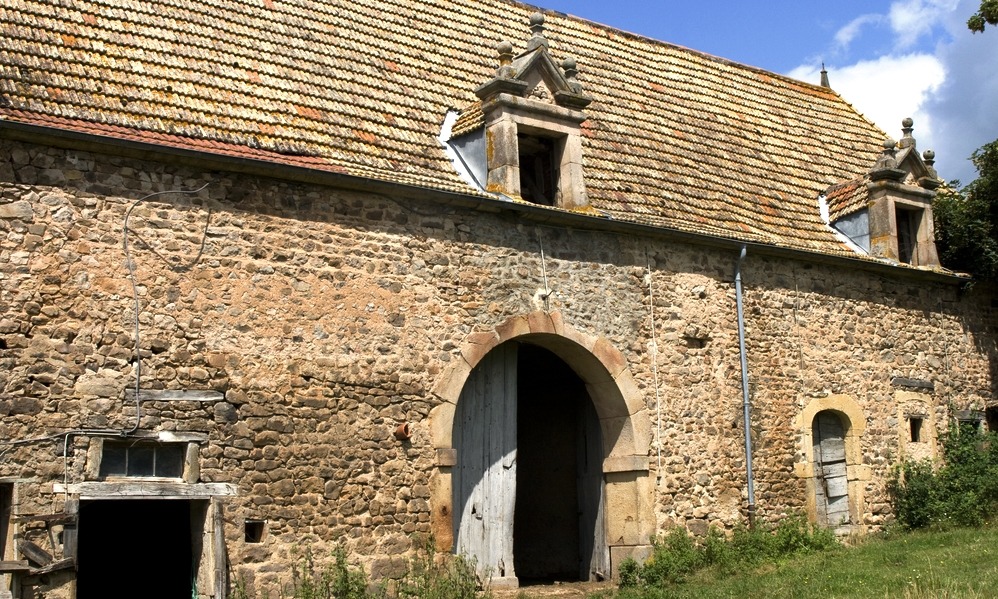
431, 360, 471, 404
461, 331, 500, 368
495, 315, 529, 341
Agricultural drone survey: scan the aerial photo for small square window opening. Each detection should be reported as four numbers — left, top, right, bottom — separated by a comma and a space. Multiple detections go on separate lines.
958, 419, 982, 435
986, 406, 998, 433
245, 520, 266, 543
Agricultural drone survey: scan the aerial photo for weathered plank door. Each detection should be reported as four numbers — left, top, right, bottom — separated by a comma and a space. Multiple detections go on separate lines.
578, 399, 609, 580
812, 411, 850, 527
453, 343, 518, 582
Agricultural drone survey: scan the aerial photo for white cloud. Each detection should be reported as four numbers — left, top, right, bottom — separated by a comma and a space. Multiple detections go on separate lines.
788, 0, 997, 185
834, 14, 883, 51
888, 0, 960, 48
788, 54, 945, 146
920, 0, 998, 184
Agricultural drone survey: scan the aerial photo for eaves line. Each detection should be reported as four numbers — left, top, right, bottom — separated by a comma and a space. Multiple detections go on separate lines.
0, 119, 969, 286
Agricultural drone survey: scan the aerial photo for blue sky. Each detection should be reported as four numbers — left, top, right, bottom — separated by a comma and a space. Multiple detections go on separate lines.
538, 0, 998, 186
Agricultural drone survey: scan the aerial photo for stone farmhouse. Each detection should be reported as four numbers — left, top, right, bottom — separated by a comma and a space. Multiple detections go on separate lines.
1, 0, 996, 597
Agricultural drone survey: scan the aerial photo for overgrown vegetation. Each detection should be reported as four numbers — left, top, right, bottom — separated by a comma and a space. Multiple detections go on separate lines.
617, 514, 837, 590
232, 537, 487, 599
607, 424, 998, 598
396, 536, 485, 599
888, 424, 998, 530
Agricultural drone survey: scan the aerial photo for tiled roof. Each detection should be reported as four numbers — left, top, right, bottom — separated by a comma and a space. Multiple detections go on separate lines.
451, 101, 486, 139
825, 178, 869, 223
0, 0, 889, 257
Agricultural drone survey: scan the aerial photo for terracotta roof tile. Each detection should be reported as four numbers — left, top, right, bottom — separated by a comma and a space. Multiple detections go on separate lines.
1, 0, 890, 258
825, 178, 869, 223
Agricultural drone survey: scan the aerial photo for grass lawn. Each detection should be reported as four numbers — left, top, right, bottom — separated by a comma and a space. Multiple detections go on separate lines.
611, 527, 998, 599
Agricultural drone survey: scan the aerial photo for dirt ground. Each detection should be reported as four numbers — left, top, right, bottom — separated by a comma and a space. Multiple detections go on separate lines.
492, 580, 616, 599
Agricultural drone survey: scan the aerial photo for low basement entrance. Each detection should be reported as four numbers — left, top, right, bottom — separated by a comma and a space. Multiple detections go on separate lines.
76, 499, 202, 598
453, 340, 608, 586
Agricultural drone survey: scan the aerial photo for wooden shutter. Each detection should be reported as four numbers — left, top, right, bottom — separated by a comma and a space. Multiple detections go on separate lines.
453, 344, 518, 582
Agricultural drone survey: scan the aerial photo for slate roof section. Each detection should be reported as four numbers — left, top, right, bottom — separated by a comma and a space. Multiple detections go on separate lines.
0, 0, 890, 257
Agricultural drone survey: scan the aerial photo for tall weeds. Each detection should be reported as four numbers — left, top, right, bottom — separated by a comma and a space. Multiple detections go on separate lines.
233, 537, 488, 599
619, 514, 838, 589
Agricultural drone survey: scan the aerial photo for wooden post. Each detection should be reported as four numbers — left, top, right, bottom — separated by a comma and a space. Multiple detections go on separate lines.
212, 499, 227, 599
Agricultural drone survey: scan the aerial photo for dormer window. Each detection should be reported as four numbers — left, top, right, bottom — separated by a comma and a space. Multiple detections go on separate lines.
447, 13, 593, 212
826, 119, 942, 268
895, 205, 921, 264
518, 131, 559, 206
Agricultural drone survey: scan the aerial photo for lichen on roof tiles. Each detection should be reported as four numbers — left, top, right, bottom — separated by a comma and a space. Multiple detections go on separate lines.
1, 0, 891, 258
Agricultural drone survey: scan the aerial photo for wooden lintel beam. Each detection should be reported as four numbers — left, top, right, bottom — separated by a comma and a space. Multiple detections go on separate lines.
124, 389, 225, 402
53, 481, 238, 499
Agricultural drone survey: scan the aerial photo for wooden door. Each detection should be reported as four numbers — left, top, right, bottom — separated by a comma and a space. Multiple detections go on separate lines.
453, 343, 518, 582
812, 411, 850, 527
577, 399, 608, 580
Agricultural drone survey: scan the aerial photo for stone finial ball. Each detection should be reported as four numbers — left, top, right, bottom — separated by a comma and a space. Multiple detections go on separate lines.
923, 149, 935, 160
497, 41, 513, 55
562, 58, 576, 70
884, 139, 896, 150
902, 117, 914, 128
530, 12, 545, 27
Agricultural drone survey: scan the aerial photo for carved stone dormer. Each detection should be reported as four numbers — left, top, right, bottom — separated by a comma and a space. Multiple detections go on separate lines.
474, 13, 593, 209
866, 119, 941, 267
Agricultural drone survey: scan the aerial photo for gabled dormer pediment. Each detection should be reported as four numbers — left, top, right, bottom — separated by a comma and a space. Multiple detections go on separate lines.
893, 117, 942, 190
475, 13, 592, 112
511, 50, 573, 106
459, 13, 593, 210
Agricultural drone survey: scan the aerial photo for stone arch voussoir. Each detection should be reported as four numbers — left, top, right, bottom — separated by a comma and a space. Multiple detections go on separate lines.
429, 311, 648, 457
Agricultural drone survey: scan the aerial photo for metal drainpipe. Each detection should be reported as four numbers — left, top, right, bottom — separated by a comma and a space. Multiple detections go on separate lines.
735, 244, 757, 527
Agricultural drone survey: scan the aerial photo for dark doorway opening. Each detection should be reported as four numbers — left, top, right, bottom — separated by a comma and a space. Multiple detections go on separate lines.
514, 344, 604, 583
77, 499, 197, 598
987, 406, 998, 432
518, 134, 559, 206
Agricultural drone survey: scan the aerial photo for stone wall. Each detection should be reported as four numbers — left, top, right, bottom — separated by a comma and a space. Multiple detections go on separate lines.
0, 137, 995, 594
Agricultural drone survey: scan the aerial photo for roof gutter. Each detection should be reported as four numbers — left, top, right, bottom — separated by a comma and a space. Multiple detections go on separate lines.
0, 119, 970, 286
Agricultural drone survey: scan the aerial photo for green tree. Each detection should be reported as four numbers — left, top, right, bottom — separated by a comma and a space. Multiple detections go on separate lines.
940, 3, 998, 278
933, 141, 998, 280
968, 0, 998, 32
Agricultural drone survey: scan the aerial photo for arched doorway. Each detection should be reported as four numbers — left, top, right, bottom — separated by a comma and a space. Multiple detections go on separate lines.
452, 341, 607, 585
794, 395, 868, 534
429, 311, 654, 586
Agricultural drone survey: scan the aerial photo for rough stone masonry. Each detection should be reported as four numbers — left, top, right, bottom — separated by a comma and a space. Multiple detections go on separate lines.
1, 138, 996, 596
